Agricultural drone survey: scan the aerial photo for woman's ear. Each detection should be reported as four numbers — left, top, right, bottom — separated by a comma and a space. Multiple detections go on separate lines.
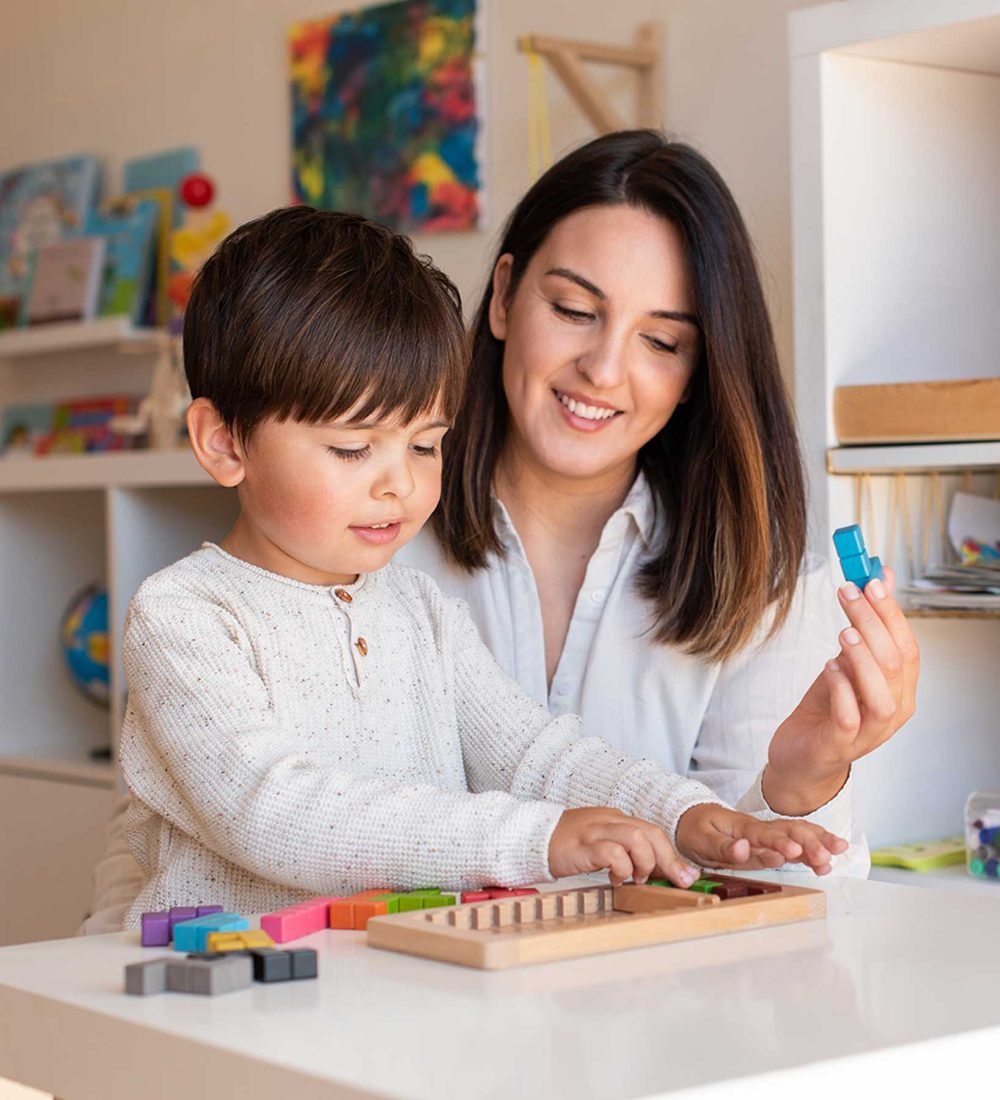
186, 398, 246, 487
488, 254, 514, 341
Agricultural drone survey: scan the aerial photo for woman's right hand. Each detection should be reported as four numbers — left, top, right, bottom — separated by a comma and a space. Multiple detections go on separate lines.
548, 807, 699, 887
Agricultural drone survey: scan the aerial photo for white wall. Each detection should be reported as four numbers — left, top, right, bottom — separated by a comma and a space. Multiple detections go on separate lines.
0, 0, 824, 382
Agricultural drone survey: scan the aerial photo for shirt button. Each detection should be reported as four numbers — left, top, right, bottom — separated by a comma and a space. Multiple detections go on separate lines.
591, 589, 606, 604
334, 588, 353, 603
355, 637, 368, 656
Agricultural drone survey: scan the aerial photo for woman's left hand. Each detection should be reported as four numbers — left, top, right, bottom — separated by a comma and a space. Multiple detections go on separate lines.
763, 567, 920, 816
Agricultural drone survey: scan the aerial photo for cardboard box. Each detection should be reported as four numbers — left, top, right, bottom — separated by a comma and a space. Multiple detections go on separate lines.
834, 378, 1000, 444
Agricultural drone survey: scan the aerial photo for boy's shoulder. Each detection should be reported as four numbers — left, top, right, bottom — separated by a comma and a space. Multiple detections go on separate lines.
129, 544, 248, 622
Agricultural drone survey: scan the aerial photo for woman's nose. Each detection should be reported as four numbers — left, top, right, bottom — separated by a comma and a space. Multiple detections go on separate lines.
576, 332, 628, 390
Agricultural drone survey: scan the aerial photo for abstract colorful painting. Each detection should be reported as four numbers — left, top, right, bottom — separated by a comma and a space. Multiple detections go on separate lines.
289, 0, 482, 233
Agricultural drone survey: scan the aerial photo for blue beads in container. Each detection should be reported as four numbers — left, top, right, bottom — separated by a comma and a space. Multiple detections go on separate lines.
965, 792, 1000, 880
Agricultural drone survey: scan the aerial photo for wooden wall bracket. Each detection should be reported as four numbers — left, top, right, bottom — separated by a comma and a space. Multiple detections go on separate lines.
518, 23, 663, 133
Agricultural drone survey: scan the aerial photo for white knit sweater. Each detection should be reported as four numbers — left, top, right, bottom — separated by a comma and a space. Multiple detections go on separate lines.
119, 544, 722, 928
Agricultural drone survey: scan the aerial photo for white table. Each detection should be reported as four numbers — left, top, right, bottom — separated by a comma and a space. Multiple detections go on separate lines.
1, 875, 1000, 1100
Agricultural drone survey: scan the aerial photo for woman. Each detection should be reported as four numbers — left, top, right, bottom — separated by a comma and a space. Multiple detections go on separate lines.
400, 130, 919, 873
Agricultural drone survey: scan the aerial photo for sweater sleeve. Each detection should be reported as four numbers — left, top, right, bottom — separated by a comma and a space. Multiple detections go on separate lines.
121, 597, 565, 893
447, 597, 724, 844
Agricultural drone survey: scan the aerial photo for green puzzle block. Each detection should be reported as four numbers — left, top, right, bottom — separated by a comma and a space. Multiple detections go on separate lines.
372, 893, 404, 914
408, 889, 442, 898
647, 878, 672, 888
398, 895, 426, 912
689, 879, 723, 894
421, 894, 456, 909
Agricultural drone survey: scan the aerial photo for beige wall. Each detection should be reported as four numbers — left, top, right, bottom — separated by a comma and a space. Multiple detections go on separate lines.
0, 0, 825, 380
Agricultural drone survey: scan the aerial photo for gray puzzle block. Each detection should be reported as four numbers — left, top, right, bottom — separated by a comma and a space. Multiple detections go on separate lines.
125, 957, 171, 995
166, 954, 253, 995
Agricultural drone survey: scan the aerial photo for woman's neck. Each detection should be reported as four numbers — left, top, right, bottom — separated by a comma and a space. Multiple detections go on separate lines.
495, 442, 637, 553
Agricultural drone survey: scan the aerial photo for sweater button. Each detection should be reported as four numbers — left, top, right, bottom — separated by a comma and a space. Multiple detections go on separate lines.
355, 637, 368, 656
334, 588, 353, 603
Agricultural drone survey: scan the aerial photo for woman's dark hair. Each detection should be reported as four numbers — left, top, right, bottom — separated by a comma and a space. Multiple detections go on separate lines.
184, 206, 467, 444
433, 130, 806, 660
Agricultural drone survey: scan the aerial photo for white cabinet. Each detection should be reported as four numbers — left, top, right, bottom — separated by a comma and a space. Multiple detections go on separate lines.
0, 321, 237, 943
789, 0, 1000, 847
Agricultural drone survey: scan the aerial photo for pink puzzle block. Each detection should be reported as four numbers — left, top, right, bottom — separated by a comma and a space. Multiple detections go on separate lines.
260, 897, 339, 944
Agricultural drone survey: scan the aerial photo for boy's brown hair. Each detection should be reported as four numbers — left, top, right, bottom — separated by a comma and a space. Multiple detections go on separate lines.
183, 206, 467, 443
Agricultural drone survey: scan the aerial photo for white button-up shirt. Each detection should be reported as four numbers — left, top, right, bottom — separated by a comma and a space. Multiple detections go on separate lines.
400, 473, 869, 875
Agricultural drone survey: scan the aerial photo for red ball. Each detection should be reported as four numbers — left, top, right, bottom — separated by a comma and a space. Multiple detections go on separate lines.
179, 172, 215, 208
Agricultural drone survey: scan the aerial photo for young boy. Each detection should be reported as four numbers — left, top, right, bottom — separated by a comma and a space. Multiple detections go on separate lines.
108, 208, 844, 928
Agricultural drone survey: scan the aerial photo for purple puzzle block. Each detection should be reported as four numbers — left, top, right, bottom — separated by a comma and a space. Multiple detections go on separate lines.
196, 905, 223, 918
141, 911, 171, 947
168, 907, 198, 936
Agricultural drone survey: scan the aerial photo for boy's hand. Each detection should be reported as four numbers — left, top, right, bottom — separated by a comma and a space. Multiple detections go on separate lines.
548, 807, 699, 887
675, 804, 849, 876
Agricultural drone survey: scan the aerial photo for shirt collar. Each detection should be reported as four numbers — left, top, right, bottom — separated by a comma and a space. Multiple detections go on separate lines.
494, 470, 656, 555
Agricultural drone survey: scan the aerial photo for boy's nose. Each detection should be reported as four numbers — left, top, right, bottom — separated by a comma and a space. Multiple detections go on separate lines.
373, 459, 416, 500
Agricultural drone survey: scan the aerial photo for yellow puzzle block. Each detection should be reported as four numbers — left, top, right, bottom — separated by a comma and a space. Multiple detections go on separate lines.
205, 929, 275, 953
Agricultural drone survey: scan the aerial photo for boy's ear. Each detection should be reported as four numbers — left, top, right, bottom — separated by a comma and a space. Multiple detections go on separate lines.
488, 254, 514, 341
186, 398, 246, 487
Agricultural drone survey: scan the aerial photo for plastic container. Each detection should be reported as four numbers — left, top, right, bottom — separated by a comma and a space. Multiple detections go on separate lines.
965, 792, 1000, 880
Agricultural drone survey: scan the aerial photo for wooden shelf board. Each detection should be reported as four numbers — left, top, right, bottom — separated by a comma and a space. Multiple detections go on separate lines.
0, 317, 162, 358
0, 449, 213, 492
904, 608, 1000, 620
0, 752, 115, 788
827, 440, 1000, 474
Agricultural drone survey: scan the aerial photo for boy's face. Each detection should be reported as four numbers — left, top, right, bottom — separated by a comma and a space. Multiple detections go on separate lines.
223, 407, 449, 586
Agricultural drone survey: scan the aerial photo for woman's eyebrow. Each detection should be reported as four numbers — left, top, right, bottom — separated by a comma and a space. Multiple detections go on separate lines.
546, 267, 699, 327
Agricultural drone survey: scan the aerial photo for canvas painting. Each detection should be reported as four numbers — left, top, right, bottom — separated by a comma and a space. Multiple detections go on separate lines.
289, 0, 482, 233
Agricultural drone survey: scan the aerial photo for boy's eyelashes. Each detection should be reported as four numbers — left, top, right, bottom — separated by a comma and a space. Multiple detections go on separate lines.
326, 444, 441, 462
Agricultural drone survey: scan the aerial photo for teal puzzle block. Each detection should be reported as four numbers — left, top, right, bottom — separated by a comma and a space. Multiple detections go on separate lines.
172, 913, 248, 953
832, 524, 884, 590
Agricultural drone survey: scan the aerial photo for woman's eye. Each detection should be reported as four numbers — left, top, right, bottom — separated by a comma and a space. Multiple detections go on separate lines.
644, 335, 679, 355
327, 445, 369, 461
552, 303, 594, 322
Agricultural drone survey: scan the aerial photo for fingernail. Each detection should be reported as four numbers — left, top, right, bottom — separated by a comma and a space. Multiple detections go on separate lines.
842, 627, 862, 646
827, 659, 840, 673
867, 578, 886, 600
841, 582, 861, 601
680, 869, 696, 886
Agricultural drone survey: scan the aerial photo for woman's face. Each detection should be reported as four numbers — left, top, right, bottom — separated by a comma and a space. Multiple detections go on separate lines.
491, 204, 701, 485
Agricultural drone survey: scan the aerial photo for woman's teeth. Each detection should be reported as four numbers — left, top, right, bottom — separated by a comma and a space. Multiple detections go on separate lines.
557, 392, 619, 421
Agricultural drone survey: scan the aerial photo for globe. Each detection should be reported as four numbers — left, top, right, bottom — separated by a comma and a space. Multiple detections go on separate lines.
61, 585, 110, 707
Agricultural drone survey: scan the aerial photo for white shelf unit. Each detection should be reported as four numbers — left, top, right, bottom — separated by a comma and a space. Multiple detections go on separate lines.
0, 329, 237, 944
789, 0, 1000, 853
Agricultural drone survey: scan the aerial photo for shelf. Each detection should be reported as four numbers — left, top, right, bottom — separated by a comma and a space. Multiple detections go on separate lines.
904, 608, 1000, 620
827, 440, 1000, 475
0, 317, 163, 358
0, 449, 212, 492
0, 752, 115, 789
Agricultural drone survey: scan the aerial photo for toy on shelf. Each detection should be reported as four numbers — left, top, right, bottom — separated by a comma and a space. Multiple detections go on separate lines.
870, 838, 966, 872
832, 523, 884, 590
167, 171, 230, 335
366, 875, 825, 970
60, 585, 109, 707
965, 792, 1000, 880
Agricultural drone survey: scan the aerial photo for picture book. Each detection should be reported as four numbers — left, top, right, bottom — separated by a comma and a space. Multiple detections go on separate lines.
85, 196, 159, 324
0, 154, 101, 325
25, 237, 106, 324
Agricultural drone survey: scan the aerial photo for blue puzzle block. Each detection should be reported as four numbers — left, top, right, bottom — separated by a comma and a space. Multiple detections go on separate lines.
172, 913, 248, 953
832, 524, 884, 590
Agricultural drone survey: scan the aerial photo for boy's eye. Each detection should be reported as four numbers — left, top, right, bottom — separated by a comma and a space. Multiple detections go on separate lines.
327, 445, 370, 461
552, 302, 594, 323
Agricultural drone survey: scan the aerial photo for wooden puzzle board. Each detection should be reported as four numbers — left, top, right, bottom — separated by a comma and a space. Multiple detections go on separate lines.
367, 878, 826, 970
